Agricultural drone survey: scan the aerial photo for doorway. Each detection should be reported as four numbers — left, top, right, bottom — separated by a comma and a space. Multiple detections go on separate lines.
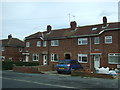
65, 54, 71, 59
43, 55, 47, 65
94, 55, 100, 69
25, 55, 29, 62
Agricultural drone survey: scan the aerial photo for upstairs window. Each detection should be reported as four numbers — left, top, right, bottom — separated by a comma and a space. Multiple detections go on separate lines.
0, 47, 5, 51
51, 40, 59, 46
37, 41, 41, 47
43, 41, 47, 47
78, 38, 88, 45
94, 37, 100, 44
78, 54, 88, 63
51, 54, 59, 62
105, 36, 112, 44
32, 54, 39, 61
26, 42, 30, 47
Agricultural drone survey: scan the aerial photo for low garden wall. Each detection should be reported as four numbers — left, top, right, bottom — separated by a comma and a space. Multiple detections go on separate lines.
2, 61, 39, 70
13, 64, 56, 73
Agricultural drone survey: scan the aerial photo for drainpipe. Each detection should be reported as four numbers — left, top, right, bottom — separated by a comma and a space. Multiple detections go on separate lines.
47, 40, 50, 65
89, 37, 92, 72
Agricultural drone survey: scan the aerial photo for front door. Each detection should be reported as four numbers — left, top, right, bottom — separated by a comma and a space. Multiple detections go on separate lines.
94, 55, 100, 69
25, 55, 29, 62
43, 55, 47, 65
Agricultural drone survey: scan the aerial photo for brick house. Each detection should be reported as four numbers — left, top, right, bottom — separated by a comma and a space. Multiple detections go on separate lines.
24, 17, 120, 70
0, 35, 24, 61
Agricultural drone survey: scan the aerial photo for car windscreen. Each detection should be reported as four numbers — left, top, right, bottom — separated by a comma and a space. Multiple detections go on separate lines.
58, 60, 70, 64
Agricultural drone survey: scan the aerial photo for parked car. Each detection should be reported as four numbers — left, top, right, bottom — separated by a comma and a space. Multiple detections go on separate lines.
56, 59, 83, 74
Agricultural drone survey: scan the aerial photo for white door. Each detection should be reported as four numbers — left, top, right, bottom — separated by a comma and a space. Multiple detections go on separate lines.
25, 55, 29, 62
43, 55, 47, 65
94, 56, 100, 69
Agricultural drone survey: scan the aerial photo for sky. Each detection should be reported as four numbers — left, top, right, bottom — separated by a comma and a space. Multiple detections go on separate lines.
0, 0, 119, 40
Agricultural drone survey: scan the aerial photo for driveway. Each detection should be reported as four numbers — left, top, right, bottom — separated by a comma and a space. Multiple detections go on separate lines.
2, 70, 119, 89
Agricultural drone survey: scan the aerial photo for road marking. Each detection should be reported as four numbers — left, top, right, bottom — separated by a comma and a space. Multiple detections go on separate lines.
1, 77, 76, 88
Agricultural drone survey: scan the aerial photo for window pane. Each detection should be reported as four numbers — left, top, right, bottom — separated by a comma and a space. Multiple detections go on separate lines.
82, 57, 87, 62
94, 37, 99, 44
108, 54, 120, 64
105, 36, 112, 43
37, 41, 41, 47
54, 54, 58, 61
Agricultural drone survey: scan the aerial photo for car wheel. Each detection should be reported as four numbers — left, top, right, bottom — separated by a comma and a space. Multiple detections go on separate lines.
57, 71, 62, 74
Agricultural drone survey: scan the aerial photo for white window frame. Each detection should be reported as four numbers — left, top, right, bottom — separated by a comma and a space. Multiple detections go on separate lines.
51, 54, 59, 62
78, 38, 88, 45
37, 41, 41, 47
94, 37, 100, 44
19, 48, 22, 52
43, 41, 47, 47
51, 40, 59, 46
105, 36, 112, 44
26, 42, 30, 47
78, 54, 88, 63
108, 53, 120, 64
32, 54, 39, 61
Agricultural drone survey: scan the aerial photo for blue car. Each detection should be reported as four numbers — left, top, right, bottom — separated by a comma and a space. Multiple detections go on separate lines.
56, 59, 83, 74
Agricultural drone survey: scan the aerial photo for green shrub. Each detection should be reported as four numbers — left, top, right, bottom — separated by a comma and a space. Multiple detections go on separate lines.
2, 61, 39, 70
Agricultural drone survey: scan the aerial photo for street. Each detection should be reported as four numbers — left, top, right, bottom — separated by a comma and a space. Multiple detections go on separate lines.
1, 70, 119, 89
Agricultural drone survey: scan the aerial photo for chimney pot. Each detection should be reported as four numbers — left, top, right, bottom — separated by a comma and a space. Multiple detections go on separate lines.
8, 34, 12, 39
70, 21, 77, 30
47, 25, 52, 32
103, 16, 107, 26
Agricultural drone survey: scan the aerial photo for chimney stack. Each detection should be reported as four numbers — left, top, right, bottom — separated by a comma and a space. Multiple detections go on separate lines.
47, 25, 52, 32
103, 16, 107, 27
70, 21, 77, 30
8, 34, 12, 39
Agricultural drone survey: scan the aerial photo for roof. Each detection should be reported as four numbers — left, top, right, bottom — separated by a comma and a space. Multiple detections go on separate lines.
0, 38, 24, 47
25, 22, 120, 40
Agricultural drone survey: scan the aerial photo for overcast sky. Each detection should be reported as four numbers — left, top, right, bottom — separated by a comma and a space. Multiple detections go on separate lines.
1, 0, 119, 40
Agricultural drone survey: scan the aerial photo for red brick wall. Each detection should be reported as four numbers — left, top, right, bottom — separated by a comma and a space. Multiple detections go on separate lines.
2, 47, 23, 61
24, 30, 119, 70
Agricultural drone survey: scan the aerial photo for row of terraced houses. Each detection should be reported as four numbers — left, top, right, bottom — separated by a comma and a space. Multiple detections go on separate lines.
1, 16, 120, 71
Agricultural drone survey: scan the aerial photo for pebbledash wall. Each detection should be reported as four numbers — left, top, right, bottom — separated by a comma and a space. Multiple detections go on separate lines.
23, 17, 120, 71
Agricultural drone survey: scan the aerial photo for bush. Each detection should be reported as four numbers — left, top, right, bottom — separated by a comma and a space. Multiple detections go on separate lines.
2, 61, 39, 70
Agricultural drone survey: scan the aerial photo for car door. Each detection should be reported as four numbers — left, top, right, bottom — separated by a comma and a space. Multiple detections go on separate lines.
71, 60, 78, 70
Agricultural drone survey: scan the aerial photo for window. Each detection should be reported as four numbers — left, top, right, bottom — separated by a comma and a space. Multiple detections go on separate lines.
37, 41, 41, 47
51, 54, 59, 62
43, 41, 47, 47
26, 42, 30, 47
19, 48, 22, 52
92, 27, 97, 31
108, 53, 120, 64
78, 54, 88, 63
9, 58, 12, 61
105, 36, 112, 44
51, 40, 59, 46
94, 37, 100, 44
0, 47, 5, 51
32, 54, 39, 61
78, 38, 88, 45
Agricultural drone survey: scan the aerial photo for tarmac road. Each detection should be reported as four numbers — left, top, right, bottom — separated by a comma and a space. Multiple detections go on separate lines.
1, 70, 119, 90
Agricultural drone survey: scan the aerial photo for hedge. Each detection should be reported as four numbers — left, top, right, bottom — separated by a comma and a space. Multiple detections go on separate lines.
2, 61, 39, 70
